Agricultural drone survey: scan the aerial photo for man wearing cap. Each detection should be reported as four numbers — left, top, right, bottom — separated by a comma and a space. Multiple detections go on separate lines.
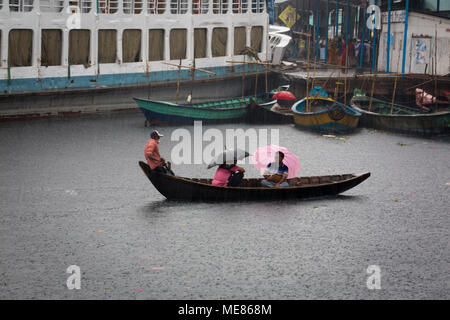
145, 130, 166, 173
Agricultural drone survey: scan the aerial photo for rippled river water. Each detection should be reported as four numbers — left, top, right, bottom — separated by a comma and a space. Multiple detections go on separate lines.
0, 113, 449, 299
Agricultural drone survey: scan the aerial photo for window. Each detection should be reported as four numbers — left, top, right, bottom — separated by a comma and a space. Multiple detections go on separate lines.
232, 0, 247, 13
69, 29, 90, 65
170, 0, 188, 14
212, 27, 227, 57
68, 0, 92, 13
148, 0, 165, 14
122, 29, 142, 62
170, 29, 187, 60
9, 0, 34, 12
193, 0, 208, 14
98, 30, 117, 63
123, 0, 143, 14
148, 29, 164, 61
250, 26, 263, 52
39, 0, 64, 12
8, 29, 33, 67
234, 27, 246, 55
41, 29, 62, 66
251, 0, 264, 13
98, 0, 119, 13
194, 28, 207, 58
213, 0, 228, 14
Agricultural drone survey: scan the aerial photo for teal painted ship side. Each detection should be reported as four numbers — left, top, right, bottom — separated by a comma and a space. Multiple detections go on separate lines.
0, 64, 264, 97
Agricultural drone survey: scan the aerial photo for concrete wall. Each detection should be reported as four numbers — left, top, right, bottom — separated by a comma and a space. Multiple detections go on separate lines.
377, 11, 450, 75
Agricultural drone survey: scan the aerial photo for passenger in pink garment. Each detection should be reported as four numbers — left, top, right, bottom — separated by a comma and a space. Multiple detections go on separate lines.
212, 160, 246, 187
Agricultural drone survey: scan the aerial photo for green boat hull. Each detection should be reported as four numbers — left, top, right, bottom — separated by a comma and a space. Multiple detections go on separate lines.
351, 95, 450, 136
134, 96, 269, 124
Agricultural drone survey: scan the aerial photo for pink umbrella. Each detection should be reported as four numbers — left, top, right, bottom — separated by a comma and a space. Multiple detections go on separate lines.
251, 145, 301, 179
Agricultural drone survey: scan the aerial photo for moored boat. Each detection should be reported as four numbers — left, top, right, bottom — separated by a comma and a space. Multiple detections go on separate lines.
245, 85, 295, 124
291, 97, 361, 134
350, 91, 450, 136
139, 161, 370, 201
134, 95, 270, 125
246, 100, 294, 124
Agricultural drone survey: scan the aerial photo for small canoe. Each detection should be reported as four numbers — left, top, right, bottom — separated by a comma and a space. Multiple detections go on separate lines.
134, 95, 270, 125
139, 161, 370, 201
350, 93, 450, 136
291, 97, 361, 134
246, 100, 294, 124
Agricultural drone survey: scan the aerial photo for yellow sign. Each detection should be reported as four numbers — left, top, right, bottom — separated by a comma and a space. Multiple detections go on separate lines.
279, 5, 300, 29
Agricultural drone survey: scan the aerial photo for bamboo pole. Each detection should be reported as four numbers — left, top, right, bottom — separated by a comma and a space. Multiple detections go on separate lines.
311, 44, 318, 98
265, 17, 269, 94
176, 59, 182, 104
242, 56, 246, 102
390, 41, 403, 115
306, 28, 311, 112
265, 66, 269, 94
254, 63, 258, 99
334, 82, 343, 101
226, 60, 273, 66
434, 24, 438, 111
162, 62, 216, 75
344, 0, 350, 106
369, 76, 376, 112
316, 69, 337, 97
344, 44, 349, 106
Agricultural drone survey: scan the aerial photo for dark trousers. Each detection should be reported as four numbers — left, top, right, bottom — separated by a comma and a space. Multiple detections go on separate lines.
228, 171, 244, 187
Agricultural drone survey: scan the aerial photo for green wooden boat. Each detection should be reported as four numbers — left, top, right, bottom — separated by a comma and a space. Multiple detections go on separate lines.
351, 89, 450, 136
134, 95, 270, 125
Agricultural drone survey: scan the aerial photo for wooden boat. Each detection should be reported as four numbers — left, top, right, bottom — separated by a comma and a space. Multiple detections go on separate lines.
350, 92, 450, 136
246, 100, 294, 124
139, 161, 370, 201
291, 97, 361, 134
134, 95, 270, 125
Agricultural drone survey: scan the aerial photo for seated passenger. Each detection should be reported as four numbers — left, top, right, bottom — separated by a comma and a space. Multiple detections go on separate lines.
261, 152, 289, 188
212, 161, 245, 187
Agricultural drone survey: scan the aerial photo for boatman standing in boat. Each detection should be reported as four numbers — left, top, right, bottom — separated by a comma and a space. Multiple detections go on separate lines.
145, 130, 168, 174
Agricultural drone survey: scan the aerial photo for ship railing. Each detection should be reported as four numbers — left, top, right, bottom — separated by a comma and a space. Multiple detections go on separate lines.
212, 0, 228, 14
251, 0, 263, 13
98, 0, 119, 13
39, 0, 65, 12
123, 0, 143, 14
1, 0, 268, 14
232, 0, 248, 14
169, 0, 187, 14
192, 0, 208, 14
9, 0, 34, 12
147, 0, 165, 14
67, 0, 92, 13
